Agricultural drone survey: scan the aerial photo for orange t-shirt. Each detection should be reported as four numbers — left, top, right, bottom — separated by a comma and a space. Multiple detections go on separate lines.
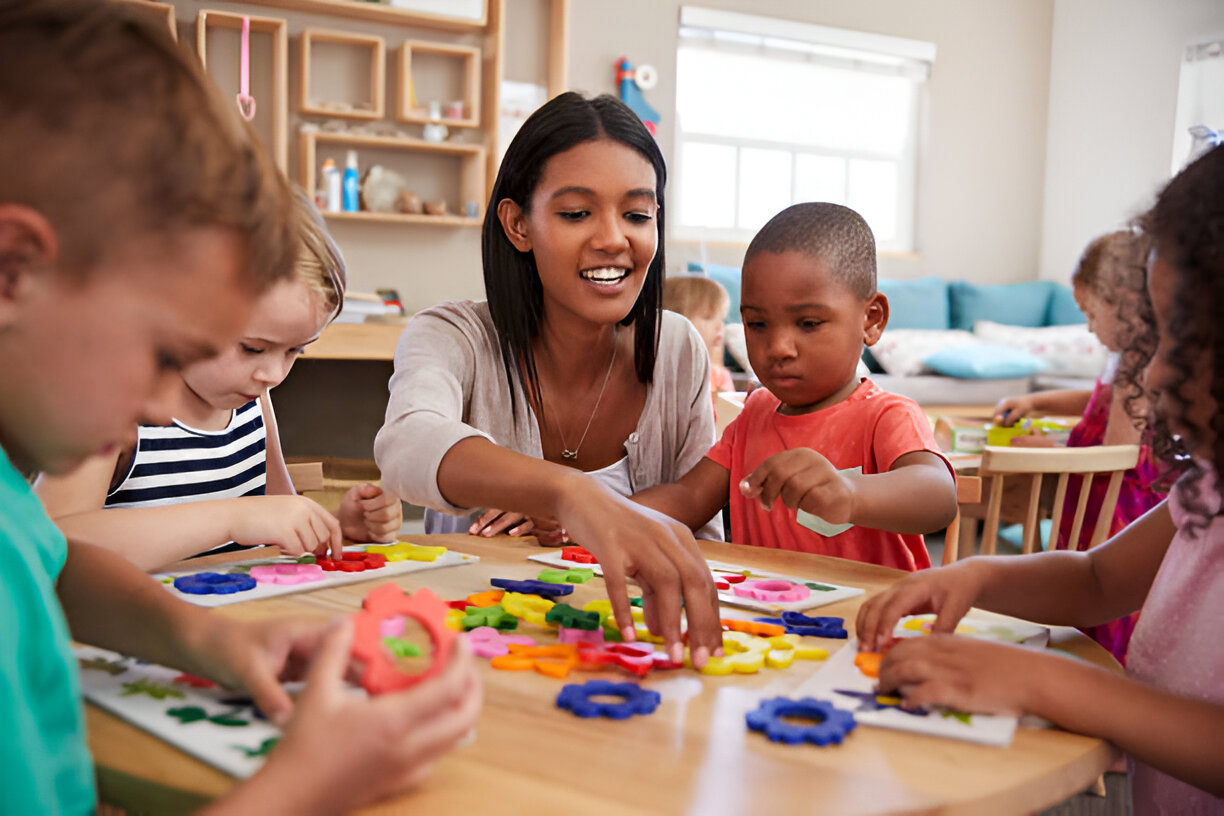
706, 379, 949, 571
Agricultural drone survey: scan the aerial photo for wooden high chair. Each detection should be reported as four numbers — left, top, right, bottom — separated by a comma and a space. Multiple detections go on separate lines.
944, 445, 1140, 563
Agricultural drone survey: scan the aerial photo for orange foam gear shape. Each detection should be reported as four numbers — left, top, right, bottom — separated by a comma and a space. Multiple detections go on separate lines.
351, 584, 456, 695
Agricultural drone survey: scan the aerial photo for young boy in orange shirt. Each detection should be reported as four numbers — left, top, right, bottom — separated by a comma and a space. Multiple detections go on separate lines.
635, 203, 957, 570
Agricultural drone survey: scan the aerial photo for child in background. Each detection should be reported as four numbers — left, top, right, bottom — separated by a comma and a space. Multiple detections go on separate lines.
635, 203, 958, 571
0, 4, 478, 812
36, 192, 402, 571
663, 274, 736, 410
859, 144, 1224, 815
992, 229, 1163, 663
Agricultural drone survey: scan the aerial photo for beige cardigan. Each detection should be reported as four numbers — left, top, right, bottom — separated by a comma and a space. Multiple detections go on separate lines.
374, 300, 723, 540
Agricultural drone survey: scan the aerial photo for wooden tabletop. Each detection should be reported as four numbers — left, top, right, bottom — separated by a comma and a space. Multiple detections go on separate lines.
87, 535, 1120, 815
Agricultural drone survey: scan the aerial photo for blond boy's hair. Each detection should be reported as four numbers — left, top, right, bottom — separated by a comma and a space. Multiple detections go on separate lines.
292, 190, 346, 321
0, 0, 295, 287
663, 274, 730, 321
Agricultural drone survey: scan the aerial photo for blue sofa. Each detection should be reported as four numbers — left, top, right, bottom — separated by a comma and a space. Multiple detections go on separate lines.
687, 263, 1095, 406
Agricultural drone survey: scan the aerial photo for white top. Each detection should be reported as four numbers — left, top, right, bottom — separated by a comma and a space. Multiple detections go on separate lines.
374, 300, 723, 540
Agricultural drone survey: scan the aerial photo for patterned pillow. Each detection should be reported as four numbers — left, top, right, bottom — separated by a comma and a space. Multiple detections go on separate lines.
870, 329, 979, 376
972, 320, 1107, 378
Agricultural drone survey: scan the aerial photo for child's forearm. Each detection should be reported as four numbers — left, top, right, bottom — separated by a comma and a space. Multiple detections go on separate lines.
1027, 389, 1092, 417
849, 458, 957, 535
1026, 652, 1224, 797
52, 502, 249, 571
57, 540, 218, 672
971, 500, 1173, 626
632, 459, 729, 533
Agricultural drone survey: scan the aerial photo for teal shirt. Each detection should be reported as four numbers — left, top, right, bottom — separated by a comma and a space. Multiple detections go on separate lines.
0, 447, 96, 813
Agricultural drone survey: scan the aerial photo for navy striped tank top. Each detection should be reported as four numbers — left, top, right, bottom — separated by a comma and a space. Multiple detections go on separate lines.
107, 399, 267, 509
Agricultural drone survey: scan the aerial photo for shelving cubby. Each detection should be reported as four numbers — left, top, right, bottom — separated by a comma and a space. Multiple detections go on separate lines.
300, 131, 486, 227
397, 41, 482, 129
195, 10, 289, 169
299, 28, 386, 120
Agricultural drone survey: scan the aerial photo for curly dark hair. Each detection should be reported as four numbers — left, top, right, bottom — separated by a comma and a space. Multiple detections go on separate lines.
1138, 144, 1224, 526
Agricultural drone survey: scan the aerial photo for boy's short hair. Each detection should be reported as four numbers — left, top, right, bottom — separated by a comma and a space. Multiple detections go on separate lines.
744, 203, 877, 300
292, 189, 346, 321
662, 274, 730, 321
0, 0, 295, 287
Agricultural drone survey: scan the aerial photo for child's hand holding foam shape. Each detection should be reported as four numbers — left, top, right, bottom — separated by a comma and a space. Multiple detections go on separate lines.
205, 619, 482, 813
337, 482, 403, 543
739, 448, 857, 526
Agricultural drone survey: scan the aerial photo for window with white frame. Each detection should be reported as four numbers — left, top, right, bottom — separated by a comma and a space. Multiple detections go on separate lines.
673, 8, 935, 252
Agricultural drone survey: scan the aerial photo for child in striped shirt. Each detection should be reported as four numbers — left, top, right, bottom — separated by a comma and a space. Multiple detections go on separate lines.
37, 192, 402, 569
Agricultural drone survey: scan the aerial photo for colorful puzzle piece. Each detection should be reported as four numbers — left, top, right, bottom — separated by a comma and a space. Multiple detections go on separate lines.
461, 604, 518, 631
79, 656, 128, 676
556, 680, 660, 719
746, 697, 856, 745
120, 678, 185, 700
500, 591, 555, 625
490, 577, 574, 598
560, 545, 598, 564
854, 652, 882, 678
545, 603, 601, 631
366, 542, 447, 562
249, 563, 325, 585
467, 626, 537, 658
733, 579, 811, 604
490, 643, 580, 678
351, 585, 455, 695
537, 567, 595, 584
173, 572, 256, 595
755, 612, 848, 639
317, 552, 387, 572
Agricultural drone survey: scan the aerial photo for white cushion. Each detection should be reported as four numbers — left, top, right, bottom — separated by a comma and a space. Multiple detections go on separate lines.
972, 320, 1107, 379
722, 322, 754, 377
870, 329, 979, 376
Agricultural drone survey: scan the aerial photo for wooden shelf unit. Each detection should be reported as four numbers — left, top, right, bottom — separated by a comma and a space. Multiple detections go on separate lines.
195, 10, 289, 169
397, 40, 481, 128
117, 0, 178, 40
227, 0, 487, 31
299, 27, 386, 120
300, 130, 486, 225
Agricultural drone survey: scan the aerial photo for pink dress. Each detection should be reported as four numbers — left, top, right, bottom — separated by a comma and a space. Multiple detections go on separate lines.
1125, 465, 1224, 815
1055, 375, 1162, 663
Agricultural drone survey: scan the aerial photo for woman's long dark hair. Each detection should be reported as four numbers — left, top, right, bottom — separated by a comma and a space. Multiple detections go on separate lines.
1139, 143, 1224, 529
482, 92, 666, 416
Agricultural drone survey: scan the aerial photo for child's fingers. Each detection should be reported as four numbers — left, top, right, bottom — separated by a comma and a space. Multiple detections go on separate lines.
296, 618, 354, 711
314, 505, 343, 558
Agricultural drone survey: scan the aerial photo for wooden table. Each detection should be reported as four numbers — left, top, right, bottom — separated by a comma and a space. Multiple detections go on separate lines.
87, 536, 1121, 815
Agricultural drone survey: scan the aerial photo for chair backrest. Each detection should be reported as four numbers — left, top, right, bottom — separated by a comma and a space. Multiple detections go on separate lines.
971, 444, 1140, 557
286, 461, 324, 493
941, 474, 983, 566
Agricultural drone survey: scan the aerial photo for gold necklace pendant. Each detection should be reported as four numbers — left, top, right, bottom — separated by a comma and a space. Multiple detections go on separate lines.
561, 449, 578, 460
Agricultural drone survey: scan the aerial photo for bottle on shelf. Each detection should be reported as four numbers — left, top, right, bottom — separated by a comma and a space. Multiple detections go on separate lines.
342, 150, 360, 212
321, 158, 341, 212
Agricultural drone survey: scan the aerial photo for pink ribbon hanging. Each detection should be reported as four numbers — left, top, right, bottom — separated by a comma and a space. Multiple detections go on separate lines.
235, 16, 257, 121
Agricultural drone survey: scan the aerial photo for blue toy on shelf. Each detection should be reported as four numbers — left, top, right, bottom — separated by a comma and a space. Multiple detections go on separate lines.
617, 56, 660, 134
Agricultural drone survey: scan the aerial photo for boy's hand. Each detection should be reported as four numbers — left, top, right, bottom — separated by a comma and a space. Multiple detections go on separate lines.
854, 560, 985, 652
992, 395, 1034, 426
337, 483, 403, 543
739, 448, 855, 523
876, 635, 1043, 716
228, 495, 343, 559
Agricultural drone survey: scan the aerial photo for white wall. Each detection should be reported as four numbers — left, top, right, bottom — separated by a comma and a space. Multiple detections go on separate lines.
567, 0, 1055, 284
1038, 0, 1224, 282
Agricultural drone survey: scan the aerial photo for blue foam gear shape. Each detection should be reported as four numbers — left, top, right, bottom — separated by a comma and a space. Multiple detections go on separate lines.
173, 572, 257, 595
490, 577, 574, 598
754, 612, 848, 639
745, 697, 857, 745
556, 680, 661, 719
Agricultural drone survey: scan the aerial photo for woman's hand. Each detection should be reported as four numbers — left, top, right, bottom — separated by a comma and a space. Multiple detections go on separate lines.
337, 483, 403, 543
227, 495, 344, 559
554, 480, 722, 667
876, 635, 1046, 716
855, 559, 987, 652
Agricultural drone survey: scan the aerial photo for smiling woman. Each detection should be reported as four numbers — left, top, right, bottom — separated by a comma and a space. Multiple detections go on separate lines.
374, 92, 725, 666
